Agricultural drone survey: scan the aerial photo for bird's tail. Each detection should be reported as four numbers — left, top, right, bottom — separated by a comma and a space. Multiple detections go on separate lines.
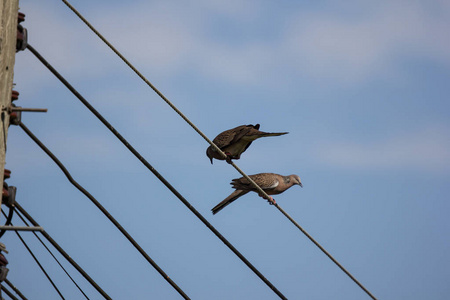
260, 131, 289, 137
212, 190, 248, 215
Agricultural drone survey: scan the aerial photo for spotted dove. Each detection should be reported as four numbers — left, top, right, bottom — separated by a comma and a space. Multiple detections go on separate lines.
206, 124, 288, 164
212, 173, 302, 214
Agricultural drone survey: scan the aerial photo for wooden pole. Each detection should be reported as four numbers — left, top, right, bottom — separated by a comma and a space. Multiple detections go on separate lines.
0, 0, 19, 214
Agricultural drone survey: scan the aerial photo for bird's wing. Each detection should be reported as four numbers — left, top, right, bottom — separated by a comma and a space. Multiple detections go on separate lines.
228, 125, 259, 145
232, 173, 279, 191
212, 125, 247, 149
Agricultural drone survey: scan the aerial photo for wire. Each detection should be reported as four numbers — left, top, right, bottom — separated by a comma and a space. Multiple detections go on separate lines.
16, 231, 64, 300
275, 204, 377, 299
1, 211, 65, 299
60, 0, 277, 203
26, 43, 287, 300
58, 2, 378, 299
0, 200, 14, 239
4, 279, 28, 300
1, 284, 19, 300
13, 207, 89, 299
12, 202, 112, 300
18, 122, 190, 300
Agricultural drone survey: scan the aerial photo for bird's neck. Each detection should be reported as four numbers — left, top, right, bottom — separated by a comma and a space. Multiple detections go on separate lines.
283, 176, 292, 185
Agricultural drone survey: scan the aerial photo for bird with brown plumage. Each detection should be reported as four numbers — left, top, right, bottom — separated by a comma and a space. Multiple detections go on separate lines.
206, 124, 288, 164
212, 173, 302, 214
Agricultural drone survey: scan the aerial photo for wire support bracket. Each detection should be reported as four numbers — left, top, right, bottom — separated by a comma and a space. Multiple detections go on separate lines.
0, 225, 44, 232
1, 106, 47, 113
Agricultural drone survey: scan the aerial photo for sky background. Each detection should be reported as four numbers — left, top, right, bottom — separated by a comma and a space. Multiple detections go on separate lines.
2, 0, 450, 299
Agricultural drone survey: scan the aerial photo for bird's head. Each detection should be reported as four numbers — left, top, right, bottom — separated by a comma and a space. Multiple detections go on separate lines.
292, 175, 303, 188
206, 146, 214, 164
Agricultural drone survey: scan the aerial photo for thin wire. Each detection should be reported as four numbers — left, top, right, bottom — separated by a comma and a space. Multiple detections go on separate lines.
26, 44, 287, 300
58, 2, 377, 299
12, 202, 112, 300
4, 279, 28, 300
18, 122, 190, 300
59, 0, 270, 200
1, 285, 19, 300
0, 202, 15, 239
13, 207, 89, 299
274, 204, 377, 299
2, 212, 65, 300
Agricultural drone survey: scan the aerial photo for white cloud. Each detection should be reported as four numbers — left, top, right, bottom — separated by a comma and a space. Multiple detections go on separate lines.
283, 0, 450, 84
17, 0, 450, 88
139, 0, 450, 86
315, 125, 450, 172
20, 4, 105, 74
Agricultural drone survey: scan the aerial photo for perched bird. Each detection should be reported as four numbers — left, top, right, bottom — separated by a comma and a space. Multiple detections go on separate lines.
206, 124, 288, 164
212, 173, 302, 215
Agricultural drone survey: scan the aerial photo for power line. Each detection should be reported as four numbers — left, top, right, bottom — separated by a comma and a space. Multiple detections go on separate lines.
13, 207, 89, 299
1, 211, 63, 299
4, 279, 28, 300
57, 2, 377, 299
3, 214, 65, 299
26, 43, 288, 300
1, 284, 19, 300
59, 0, 276, 201
13, 202, 112, 300
275, 204, 377, 299
18, 121, 190, 300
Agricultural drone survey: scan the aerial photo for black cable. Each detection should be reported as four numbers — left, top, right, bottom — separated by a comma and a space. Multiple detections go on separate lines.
18, 121, 190, 300
26, 43, 287, 299
275, 204, 377, 299
0, 202, 14, 239
7, 216, 65, 299
1, 284, 19, 300
59, 2, 377, 299
13, 208, 89, 299
12, 203, 112, 300
1, 210, 63, 299
4, 279, 28, 300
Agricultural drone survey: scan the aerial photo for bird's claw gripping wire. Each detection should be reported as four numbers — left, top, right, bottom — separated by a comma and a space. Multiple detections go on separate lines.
268, 197, 277, 205
225, 153, 233, 164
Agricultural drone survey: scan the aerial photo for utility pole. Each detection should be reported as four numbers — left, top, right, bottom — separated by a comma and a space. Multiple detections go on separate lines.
0, 0, 20, 213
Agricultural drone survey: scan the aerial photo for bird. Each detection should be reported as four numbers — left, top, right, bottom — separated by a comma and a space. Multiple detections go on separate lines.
206, 124, 288, 164
212, 173, 302, 215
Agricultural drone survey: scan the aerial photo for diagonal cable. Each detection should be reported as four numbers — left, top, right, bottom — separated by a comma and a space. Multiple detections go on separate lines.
12, 202, 111, 299
274, 204, 377, 299
4, 279, 28, 300
18, 122, 190, 300
1, 211, 65, 299
58, 2, 377, 299
26, 43, 288, 300
1, 285, 19, 300
13, 206, 89, 299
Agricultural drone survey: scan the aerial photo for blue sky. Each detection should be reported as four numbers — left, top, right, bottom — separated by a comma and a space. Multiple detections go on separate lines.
2, 0, 450, 299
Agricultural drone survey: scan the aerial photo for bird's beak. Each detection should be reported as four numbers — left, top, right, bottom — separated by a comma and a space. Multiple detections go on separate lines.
209, 157, 213, 164
298, 182, 303, 188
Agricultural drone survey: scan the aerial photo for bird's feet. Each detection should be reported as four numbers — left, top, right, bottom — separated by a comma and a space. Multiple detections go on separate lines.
268, 197, 276, 205
225, 153, 233, 164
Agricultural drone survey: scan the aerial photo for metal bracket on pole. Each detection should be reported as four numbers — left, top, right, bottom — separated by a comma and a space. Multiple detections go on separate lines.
1, 106, 47, 113
0, 226, 43, 232
1, 105, 47, 126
